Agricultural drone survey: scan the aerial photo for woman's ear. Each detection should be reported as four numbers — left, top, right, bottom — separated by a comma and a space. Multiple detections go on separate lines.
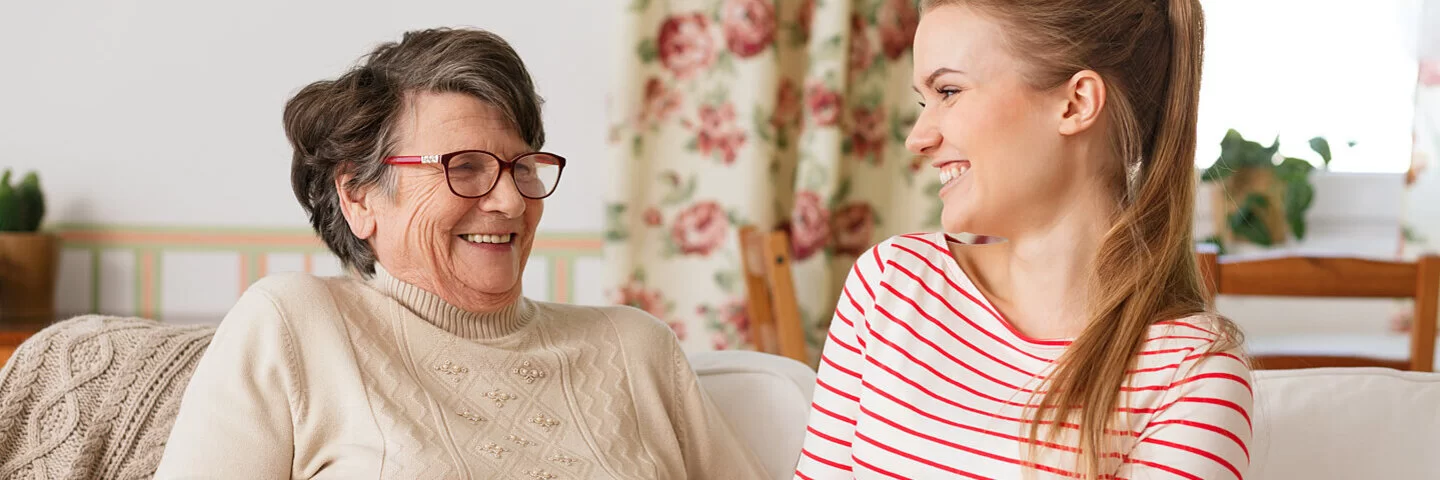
1058, 69, 1106, 136
335, 171, 377, 240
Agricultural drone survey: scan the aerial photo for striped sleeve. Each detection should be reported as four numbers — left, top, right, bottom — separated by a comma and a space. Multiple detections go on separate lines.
794, 244, 885, 479
1119, 347, 1254, 480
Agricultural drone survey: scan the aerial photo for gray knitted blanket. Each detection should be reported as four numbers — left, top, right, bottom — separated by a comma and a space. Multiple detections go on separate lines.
0, 316, 215, 480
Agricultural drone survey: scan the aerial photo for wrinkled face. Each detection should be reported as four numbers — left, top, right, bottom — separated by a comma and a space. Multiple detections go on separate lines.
907, 5, 1077, 237
343, 91, 544, 311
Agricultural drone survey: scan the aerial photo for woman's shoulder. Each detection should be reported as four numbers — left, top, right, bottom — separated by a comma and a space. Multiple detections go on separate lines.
248, 270, 360, 292
532, 301, 684, 372
218, 272, 373, 336
1139, 314, 1251, 378
532, 301, 676, 342
241, 271, 371, 309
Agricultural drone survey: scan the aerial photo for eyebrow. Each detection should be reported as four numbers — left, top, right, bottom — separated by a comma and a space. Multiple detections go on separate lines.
912, 67, 965, 94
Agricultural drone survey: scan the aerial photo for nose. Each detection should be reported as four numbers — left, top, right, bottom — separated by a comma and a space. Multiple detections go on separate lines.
905, 108, 941, 156
476, 170, 527, 218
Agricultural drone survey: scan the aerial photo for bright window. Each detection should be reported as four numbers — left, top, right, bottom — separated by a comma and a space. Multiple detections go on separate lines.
1196, 0, 1421, 173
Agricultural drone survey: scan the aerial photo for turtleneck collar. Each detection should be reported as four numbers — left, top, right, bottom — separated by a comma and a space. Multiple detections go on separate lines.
368, 265, 536, 340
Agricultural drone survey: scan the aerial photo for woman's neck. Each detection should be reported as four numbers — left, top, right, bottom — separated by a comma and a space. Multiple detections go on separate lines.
959, 183, 1118, 340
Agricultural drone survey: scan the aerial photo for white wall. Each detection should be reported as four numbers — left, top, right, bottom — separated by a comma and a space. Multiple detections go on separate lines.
0, 0, 618, 233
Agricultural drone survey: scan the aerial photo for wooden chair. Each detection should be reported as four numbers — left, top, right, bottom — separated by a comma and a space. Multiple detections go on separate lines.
1197, 252, 1440, 371
737, 226, 809, 363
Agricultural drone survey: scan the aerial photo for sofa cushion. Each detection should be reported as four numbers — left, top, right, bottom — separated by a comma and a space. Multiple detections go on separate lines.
690, 350, 817, 480
1252, 367, 1440, 480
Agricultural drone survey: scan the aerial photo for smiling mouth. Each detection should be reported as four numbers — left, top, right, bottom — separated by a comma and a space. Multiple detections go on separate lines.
938, 160, 971, 187
459, 233, 515, 245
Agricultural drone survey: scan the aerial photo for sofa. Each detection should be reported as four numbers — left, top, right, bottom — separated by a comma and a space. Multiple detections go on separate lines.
2, 316, 1439, 479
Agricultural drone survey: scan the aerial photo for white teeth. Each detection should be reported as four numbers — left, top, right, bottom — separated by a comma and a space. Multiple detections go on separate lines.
939, 163, 969, 186
462, 233, 513, 244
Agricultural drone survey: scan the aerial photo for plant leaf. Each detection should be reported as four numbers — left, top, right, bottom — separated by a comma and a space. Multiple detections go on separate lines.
1228, 193, 1273, 246
1263, 137, 1281, 157
1275, 157, 1315, 183
0, 169, 16, 232
1217, 129, 1272, 169
627, 0, 651, 12
1200, 235, 1228, 255
1283, 180, 1314, 240
1309, 137, 1333, 168
1200, 163, 1233, 182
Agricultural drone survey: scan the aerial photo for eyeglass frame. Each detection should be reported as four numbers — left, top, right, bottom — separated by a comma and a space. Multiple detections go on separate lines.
382, 149, 567, 200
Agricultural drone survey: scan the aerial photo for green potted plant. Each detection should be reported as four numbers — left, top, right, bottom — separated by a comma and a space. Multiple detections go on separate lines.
1200, 129, 1341, 249
0, 169, 58, 323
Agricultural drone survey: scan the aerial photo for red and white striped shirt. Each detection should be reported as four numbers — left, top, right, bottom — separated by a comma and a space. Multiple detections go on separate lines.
795, 232, 1253, 480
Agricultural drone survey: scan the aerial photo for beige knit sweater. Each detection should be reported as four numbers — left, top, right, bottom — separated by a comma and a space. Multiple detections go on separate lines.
154, 268, 768, 479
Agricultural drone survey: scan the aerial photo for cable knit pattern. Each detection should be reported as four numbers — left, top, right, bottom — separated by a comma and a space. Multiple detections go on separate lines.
155, 268, 768, 479
0, 316, 215, 480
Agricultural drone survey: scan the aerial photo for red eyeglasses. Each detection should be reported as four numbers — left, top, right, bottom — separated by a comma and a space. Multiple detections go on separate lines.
383, 150, 566, 199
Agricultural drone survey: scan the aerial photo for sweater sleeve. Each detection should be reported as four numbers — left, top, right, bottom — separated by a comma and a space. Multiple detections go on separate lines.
794, 244, 884, 479
668, 336, 772, 480
1116, 347, 1253, 480
154, 287, 300, 479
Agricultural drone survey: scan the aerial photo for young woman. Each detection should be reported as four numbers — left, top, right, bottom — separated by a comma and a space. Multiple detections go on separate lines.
795, 1, 1252, 479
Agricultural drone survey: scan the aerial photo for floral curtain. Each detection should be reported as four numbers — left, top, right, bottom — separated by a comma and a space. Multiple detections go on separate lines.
1393, 57, 1440, 333
603, 0, 943, 355
1392, 0, 1439, 333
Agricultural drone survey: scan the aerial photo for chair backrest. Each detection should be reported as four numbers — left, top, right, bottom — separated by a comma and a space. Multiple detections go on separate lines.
737, 226, 808, 363
1197, 252, 1440, 371
689, 350, 816, 480
1250, 367, 1440, 479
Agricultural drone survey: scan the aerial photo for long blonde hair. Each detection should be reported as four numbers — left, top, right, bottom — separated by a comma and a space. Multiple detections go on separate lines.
918, 0, 1242, 477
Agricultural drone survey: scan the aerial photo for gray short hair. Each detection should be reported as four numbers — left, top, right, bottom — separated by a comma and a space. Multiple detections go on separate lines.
284, 27, 545, 276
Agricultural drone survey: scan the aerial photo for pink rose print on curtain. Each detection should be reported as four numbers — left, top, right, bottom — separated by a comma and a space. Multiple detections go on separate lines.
849, 106, 887, 164
831, 203, 876, 256
1420, 59, 1440, 87
771, 79, 803, 129
658, 13, 717, 80
643, 207, 664, 226
878, 0, 919, 60
806, 81, 842, 127
722, 0, 776, 58
612, 279, 685, 339
701, 299, 753, 350
848, 14, 874, 77
790, 190, 831, 261
639, 77, 682, 128
672, 201, 731, 256
797, 0, 815, 43
691, 102, 748, 164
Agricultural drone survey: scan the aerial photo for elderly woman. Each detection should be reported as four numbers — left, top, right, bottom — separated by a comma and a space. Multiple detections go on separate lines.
155, 28, 767, 479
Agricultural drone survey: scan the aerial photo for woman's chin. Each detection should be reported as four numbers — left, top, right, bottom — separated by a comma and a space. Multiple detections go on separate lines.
940, 207, 978, 234
450, 264, 522, 298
